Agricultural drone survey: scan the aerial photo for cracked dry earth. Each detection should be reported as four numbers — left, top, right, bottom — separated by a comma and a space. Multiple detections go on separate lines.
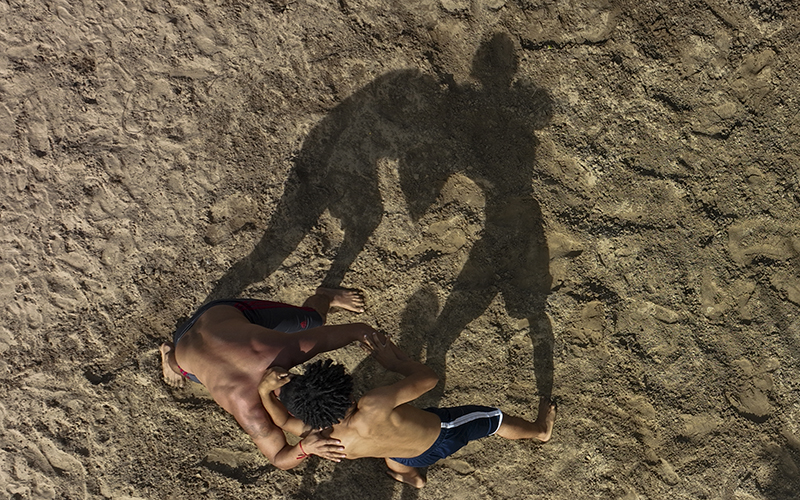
1, 0, 800, 499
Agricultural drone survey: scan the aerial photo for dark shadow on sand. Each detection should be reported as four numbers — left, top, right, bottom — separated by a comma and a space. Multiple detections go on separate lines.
209, 32, 554, 498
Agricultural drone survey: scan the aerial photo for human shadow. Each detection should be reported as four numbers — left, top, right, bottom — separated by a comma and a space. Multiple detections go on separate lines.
207, 32, 554, 390
418, 32, 554, 399
310, 33, 554, 498
205, 31, 552, 497
205, 65, 447, 300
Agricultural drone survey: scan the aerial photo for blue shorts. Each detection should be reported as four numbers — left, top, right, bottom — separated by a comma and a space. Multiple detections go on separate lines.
390, 405, 503, 467
172, 299, 323, 383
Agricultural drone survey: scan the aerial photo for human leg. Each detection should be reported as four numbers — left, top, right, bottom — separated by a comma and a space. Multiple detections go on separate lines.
302, 287, 365, 322
385, 458, 426, 488
494, 397, 556, 442
232, 299, 324, 333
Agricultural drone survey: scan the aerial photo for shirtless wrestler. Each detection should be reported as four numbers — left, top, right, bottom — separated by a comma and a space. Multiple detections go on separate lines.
159, 288, 379, 470
259, 333, 557, 486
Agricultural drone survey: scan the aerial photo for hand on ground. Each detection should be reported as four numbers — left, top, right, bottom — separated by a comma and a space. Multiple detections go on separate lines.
361, 332, 409, 368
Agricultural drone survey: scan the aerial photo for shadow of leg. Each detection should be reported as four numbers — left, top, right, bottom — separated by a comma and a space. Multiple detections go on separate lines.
397, 285, 439, 361
418, 235, 499, 401
321, 187, 383, 288
528, 310, 555, 398
206, 177, 327, 301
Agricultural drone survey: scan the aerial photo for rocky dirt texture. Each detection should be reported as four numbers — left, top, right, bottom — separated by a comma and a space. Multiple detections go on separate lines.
2, 0, 800, 499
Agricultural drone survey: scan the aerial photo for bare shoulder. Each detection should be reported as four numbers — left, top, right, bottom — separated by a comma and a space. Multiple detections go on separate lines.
347, 400, 392, 439
356, 389, 396, 415
239, 412, 280, 440
225, 389, 280, 437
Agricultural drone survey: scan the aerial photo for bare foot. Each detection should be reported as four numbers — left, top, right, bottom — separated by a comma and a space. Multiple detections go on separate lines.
160, 342, 185, 388
316, 287, 365, 313
386, 470, 426, 489
534, 397, 557, 443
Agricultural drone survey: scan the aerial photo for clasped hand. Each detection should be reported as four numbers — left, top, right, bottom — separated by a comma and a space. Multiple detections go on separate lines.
259, 366, 293, 395
301, 430, 346, 462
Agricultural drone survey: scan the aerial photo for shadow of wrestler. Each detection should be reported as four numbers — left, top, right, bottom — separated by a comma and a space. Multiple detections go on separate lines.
192, 42, 465, 500
416, 33, 555, 400
205, 67, 446, 301
311, 34, 554, 498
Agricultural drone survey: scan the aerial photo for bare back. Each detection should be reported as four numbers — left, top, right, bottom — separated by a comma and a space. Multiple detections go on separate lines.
328, 403, 442, 460
164, 290, 371, 470
175, 306, 292, 404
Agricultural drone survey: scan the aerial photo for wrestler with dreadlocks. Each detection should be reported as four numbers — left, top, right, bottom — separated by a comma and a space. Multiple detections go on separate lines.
258, 333, 557, 487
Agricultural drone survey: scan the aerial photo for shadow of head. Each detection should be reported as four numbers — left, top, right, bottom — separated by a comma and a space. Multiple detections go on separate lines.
471, 32, 518, 90
398, 32, 552, 220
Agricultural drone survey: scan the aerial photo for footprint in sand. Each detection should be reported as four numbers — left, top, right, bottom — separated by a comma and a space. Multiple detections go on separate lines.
700, 272, 757, 324
727, 220, 800, 266
726, 358, 776, 423
771, 272, 800, 306
204, 193, 260, 246
624, 395, 680, 485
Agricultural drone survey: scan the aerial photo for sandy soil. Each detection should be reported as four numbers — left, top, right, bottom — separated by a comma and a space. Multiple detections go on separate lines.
2, 0, 800, 499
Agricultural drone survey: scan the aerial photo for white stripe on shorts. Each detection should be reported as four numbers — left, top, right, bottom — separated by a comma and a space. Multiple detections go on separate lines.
440, 408, 504, 435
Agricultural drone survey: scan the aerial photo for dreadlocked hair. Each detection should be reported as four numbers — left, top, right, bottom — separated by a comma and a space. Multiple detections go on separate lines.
280, 359, 354, 429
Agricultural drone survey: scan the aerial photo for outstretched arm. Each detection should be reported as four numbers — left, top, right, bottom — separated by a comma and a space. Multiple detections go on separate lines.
272, 322, 384, 369
358, 333, 439, 412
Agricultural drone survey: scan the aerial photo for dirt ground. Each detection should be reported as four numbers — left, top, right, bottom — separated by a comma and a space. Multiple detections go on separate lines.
2, 0, 800, 499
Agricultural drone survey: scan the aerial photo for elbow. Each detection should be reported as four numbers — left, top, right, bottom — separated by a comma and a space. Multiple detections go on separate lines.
424, 368, 440, 391
266, 453, 293, 471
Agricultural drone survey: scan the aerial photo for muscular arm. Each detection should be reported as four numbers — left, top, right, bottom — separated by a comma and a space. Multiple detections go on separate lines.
272, 322, 379, 369
358, 335, 439, 412
218, 383, 344, 470
259, 387, 311, 438
233, 398, 311, 470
